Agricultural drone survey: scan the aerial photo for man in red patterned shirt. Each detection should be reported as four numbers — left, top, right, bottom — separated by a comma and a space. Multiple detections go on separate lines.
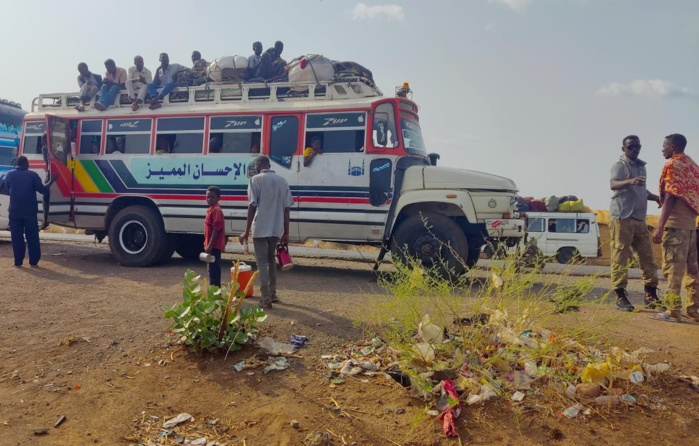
651, 134, 699, 322
204, 186, 226, 287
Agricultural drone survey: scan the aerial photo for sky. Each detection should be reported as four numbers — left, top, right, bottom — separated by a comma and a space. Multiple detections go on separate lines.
1, 0, 697, 210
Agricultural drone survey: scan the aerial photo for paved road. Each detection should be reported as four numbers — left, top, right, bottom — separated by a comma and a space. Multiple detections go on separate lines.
0, 230, 661, 279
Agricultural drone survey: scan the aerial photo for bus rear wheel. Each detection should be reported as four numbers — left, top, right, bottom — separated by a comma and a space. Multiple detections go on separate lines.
391, 213, 468, 278
109, 206, 167, 267
175, 234, 205, 260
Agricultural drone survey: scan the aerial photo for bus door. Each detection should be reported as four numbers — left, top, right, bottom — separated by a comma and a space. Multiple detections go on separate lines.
45, 115, 75, 224
297, 111, 373, 242
265, 114, 301, 241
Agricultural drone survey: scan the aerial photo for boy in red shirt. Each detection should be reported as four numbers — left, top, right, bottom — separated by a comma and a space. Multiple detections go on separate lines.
204, 186, 226, 287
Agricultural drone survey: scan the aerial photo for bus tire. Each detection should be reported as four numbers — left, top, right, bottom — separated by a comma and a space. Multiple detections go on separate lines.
109, 206, 167, 267
157, 235, 177, 264
556, 247, 580, 264
175, 234, 205, 260
391, 213, 468, 278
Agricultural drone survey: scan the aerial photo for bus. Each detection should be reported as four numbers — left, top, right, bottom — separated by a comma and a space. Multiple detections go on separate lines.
0, 99, 26, 229
22, 77, 525, 274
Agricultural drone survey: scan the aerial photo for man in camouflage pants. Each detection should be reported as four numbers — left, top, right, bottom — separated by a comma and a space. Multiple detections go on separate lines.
609, 135, 662, 312
651, 134, 699, 322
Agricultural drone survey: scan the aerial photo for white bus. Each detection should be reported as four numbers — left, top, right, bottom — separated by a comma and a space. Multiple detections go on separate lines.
22, 77, 525, 274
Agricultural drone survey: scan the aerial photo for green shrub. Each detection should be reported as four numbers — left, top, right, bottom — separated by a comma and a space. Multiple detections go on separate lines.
164, 269, 266, 353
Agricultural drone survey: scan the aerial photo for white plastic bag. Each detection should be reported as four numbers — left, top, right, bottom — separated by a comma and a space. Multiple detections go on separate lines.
287, 55, 335, 89
207, 56, 249, 82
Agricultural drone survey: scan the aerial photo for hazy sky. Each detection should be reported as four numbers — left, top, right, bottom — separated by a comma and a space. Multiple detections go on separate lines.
1, 0, 697, 210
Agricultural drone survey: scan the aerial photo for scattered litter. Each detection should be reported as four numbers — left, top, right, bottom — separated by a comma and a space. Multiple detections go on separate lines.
511, 391, 525, 402
629, 371, 645, 384
264, 357, 289, 374
576, 383, 602, 398
621, 395, 637, 403
331, 379, 345, 385
54, 415, 66, 428
562, 404, 583, 419
234, 360, 246, 372
260, 337, 296, 355
594, 395, 621, 406
290, 419, 300, 429
162, 413, 194, 429
34, 428, 49, 435
290, 335, 309, 349
190, 438, 206, 445
435, 380, 461, 437
426, 410, 440, 416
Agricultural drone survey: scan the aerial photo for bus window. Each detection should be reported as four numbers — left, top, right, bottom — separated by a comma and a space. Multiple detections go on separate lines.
576, 219, 590, 233
400, 117, 427, 157
209, 115, 263, 154
549, 218, 575, 233
305, 112, 366, 154
372, 103, 397, 148
269, 116, 298, 168
527, 217, 545, 232
156, 117, 205, 154
79, 119, 102, 155
106, 118, 151, 154
22, 121, 45, 156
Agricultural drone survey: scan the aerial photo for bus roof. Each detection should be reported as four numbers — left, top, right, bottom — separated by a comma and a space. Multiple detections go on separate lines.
27, 79, 401, 119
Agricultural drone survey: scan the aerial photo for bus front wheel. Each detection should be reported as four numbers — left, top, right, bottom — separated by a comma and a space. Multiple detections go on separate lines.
391, 213, 468, 278
108, 206, 168, 267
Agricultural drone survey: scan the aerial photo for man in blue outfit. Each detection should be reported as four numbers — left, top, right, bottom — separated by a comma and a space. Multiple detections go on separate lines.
4, 156, 57, 267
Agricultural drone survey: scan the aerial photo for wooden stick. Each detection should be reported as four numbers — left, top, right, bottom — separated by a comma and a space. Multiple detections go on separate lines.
218, 261, 240, 340
231, 271, 259, 317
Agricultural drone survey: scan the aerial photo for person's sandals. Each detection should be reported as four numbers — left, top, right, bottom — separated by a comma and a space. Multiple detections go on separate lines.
259, 301, 273, 309
683, 312, 699, 322
649, 312, 682, 323
94, 102, 107, 111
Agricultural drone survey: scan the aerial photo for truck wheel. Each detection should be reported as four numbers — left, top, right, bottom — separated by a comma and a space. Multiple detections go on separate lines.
465, 241, 483, 268
109, 205, 167, 267
556, 247, 580, 264
391, 214, 468, 277
175, 234, 205, 260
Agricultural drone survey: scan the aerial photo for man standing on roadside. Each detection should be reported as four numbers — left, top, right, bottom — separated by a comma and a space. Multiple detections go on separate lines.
651, 134, 699, 323
5, 156, 57, 267
239, 156, 293, 309
609, 135, 662, 312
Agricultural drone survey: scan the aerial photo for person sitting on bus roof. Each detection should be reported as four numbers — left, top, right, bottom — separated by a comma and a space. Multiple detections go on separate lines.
94, 59, 127, 111
190, 51, 209, 86
303, 136, 323, 167
75, 63, 100, 112
256, 41, 287, 80
247, 42, 263, 79
209, 137, 222, 154
148, 53, 188, 110
127, 56, 153, 112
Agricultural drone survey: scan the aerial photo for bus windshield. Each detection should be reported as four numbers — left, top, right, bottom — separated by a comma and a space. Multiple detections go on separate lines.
400, 117, 427, 157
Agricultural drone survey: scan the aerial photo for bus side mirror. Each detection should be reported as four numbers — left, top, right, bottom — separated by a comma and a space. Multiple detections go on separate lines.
428, 152, 440, 166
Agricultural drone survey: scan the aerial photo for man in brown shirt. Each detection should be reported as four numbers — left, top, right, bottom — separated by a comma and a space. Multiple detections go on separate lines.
651, 134, 699, 322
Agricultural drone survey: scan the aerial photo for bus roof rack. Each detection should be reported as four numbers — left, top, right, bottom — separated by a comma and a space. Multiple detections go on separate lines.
32, 77, 383, 112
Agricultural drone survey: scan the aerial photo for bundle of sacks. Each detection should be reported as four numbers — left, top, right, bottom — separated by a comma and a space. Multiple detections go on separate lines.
517, 195, 591, 213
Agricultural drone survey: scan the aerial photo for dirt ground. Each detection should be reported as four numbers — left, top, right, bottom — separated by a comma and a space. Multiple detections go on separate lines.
0, 238, 698, 446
